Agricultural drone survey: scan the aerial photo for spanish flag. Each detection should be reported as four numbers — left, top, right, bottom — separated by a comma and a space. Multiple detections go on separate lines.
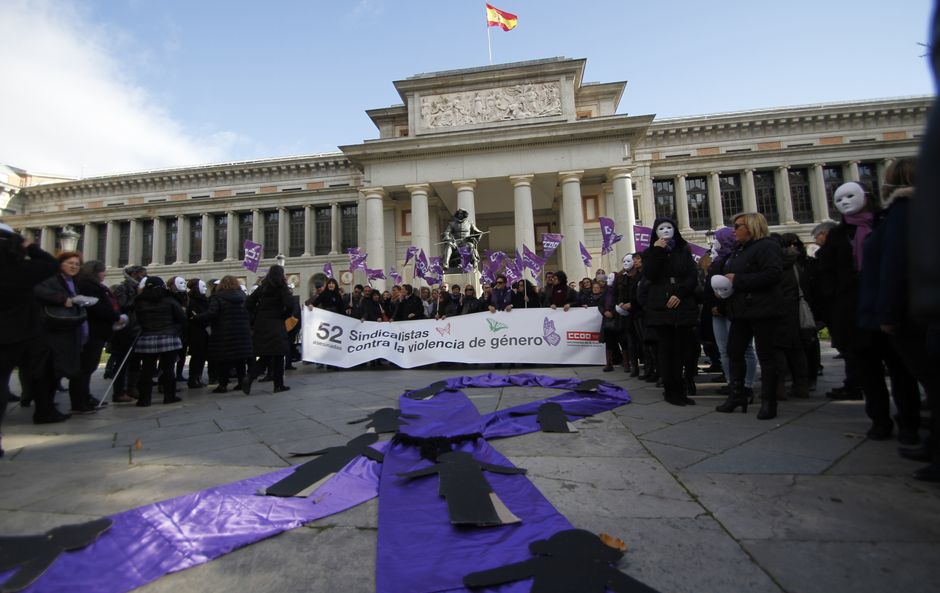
486, 3, 518, 31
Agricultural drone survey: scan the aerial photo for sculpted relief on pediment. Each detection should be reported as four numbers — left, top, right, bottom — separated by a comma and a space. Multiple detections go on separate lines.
419, 82, 562, 129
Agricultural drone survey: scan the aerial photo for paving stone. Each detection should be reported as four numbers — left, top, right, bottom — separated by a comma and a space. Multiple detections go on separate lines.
826, 439, 926, 476
491, 412, 647, 458
681, 445, 832, 474
642, 440, 713, 472
641, 414, 769, 454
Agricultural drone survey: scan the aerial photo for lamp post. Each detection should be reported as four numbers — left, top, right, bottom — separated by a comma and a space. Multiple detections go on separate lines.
60, 225, 81, 252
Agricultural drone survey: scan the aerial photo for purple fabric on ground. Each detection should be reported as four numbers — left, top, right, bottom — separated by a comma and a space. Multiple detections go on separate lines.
4, 443, 385, 593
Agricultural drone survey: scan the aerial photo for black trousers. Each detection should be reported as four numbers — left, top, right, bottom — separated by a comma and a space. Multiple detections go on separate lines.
728, 318, 779, 402
890, 325, 940, 460
69, 337, 106, 409
188, 350, 206, 385
855, 331, 920, 430
216, 359, 245, 388
137, 351, 178, 405
251, 355, 285, 389
655, 326, 694, 398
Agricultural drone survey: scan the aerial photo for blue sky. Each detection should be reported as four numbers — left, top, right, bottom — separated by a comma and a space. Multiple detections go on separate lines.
1, 0, 935, 178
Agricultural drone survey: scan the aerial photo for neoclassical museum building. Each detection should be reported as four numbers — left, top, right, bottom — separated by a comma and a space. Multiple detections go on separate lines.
4, 57, 929, 293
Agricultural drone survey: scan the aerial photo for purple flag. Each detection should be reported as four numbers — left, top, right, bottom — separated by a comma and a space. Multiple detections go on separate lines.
521, 244, 546, 275
348, 247, 368, 272
480, 263, 496, 285
486, 250, 506, 267
323, 263, 334, 279
389, 267, 403, 285
414, 250, 429, 279
689, 242, 709, 264
242, 240, 262, 273
599, 216, 623, 255
429, 256, 444, 278
579, 241, 592, 268
457, 245, 473, 273
504, 261, 522, 285
541, 233, 563, 259
404, 246, 419, 266
634, 225, 652, 252
424, 275, 441, 286
366, 267, 385, 281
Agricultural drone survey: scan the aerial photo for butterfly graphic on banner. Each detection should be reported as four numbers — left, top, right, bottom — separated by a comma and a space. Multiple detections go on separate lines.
486, 319, 509, 333
436, 323, 451, 336
543, 317, 561, 346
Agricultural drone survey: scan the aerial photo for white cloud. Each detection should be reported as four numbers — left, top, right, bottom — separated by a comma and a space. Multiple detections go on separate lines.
0, 1, 242, 178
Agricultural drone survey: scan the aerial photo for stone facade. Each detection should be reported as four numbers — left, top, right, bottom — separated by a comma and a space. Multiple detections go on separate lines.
5, 57, 929, 294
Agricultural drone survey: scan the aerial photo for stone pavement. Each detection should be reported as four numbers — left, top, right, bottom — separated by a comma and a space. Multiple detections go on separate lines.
1, 347, 938, 593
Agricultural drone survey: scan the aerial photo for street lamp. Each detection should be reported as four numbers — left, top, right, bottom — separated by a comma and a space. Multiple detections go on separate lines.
275, 253, 286, 269
59, 225, 81, 252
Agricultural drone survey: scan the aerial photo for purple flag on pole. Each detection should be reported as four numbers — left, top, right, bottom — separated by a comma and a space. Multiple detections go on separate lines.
389, 267, 403, 285
323, 263, 334, 279
348, 248, 368, 272
633, 225, 652, 252
599, 216, 623, 255
404, 246, 419, 266
487, 250, 506, 267
521, 244, 545, 275
424, 275, 441, 286
480, 262, 496, 285
579, 241, 592, 268
504, 260, 522, 285
541, 233, 563, 259
242, 240, 262, 273
414, 250, 429, 279
366, 267, 385, 281
457, 245, 473, 273
429, 256, 444, 278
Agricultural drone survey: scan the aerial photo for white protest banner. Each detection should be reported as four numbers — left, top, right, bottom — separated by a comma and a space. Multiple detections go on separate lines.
301, 307, 605, 368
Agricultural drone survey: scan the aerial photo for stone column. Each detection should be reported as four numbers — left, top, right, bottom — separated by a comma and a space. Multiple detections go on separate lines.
278, 207, 289, 258
510, 175, 536, 256
152, 217, 165, 267
845, 160, 860, 182
559, 171, 586, 277
251, 209, 262, 245
225, 211, 237, 261
105, 221, 119, 268
200, 213, 212, 264
175, 214, 188, 265
639, 172, 656, 225
329, 202, 340, 255
810, 164, 829, 222
608, 167, 636, 255
83, 223, 98, 261
363, 188, 386, 290
303, 205, 314, 257
40, 226, 55, 253
406, 184, 432, 281
452, 180, 477, 225
674, 174, 692, 233
775, 166, 797, 225
356, 195, 366, 252
707, 171, 724, 228
741, 169, 758, 212
128, 218, 141, 265
876, 159, 890, 194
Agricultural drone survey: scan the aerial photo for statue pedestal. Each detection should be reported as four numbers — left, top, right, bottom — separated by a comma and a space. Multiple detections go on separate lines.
442, 270, 481, 294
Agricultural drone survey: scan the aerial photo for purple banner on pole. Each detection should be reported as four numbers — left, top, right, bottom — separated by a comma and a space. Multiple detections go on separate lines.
404, 245, 419, 267
689, 242, 709, 264
579, 241, 592, 268
389, 267, 403, 285
486, 250, 506, 267
242, 240, 262, 273
323, 263, 334, 279
348, 248, 368, 272
429, 256, 444, 278
599, 216, 623, 255
541, 233, 563, 259
414, 250, 428, 279
366, 267, 385, 281
521, 244, 545, 275
634, 225, 652, 252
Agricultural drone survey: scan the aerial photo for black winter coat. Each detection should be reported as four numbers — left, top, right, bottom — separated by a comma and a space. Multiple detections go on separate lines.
0, 243, 58, 346
197, 289, 254, 362
135, 290, 185, 337
394, 293, 425, 321
361, 298, 387, 322
313, 289, 344, 314
724, 237, 783, 321
642, 244, 699, 328
858, 189, 911, 330
246, 283, 292, 356
33, 273, 83, 378
186, 292, 210, 357
76, 278, 120, 342
816, 219, 878, 349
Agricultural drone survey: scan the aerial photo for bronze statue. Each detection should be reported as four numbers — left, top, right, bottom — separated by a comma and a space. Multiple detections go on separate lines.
441, 209, 483, 271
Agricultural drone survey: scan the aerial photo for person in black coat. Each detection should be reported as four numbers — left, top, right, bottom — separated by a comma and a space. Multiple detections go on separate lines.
772, 235, 810, 400
0, 225, 63, 443
185, 279, 210, 388
642, 217, 699, 406
72, 260, 122, 409
715, 212, 783, 419
615, 253, 643, 376
361, 289, 388, 321
243, 265, 292, 394
311, 279, 344, 314
511, 280, 539, 310
196, 276, 253, 393
394, 284, 425, 321
460, 285, 484, 315
110, 265, 147, 402
133, 277, 185, 407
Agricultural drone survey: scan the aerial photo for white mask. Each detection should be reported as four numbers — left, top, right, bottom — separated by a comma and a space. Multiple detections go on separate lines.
656, 222, 675, 241
606, 273, 615, 285
833, 182, 866, 216
198, 280, 207, 295
174, 277, 187, 292
710, 275, 734, 299
622, 254, 634, 271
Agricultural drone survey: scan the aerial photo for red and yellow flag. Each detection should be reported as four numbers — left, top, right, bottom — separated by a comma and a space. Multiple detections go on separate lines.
486, 3, 518, 31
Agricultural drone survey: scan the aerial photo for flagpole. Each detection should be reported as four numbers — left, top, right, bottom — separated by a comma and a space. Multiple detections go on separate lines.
485, 3, 493, 65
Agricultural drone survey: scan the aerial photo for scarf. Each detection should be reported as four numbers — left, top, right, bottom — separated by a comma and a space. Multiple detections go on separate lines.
844, 210, 874, 271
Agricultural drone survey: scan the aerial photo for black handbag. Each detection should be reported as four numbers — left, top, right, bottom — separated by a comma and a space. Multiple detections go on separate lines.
43, 304, 87, 330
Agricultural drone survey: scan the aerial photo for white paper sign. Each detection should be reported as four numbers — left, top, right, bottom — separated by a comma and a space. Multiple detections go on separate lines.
301, 307, 605, 368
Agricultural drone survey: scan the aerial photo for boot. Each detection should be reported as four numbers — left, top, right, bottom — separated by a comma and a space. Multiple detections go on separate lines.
715, 383, 748, 414
685, 376, 697, 396
756, 396, 777, 420
603, 350, 614, 372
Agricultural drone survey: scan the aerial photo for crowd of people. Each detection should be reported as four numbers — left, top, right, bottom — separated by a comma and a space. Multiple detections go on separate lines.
0, 158, 936, 480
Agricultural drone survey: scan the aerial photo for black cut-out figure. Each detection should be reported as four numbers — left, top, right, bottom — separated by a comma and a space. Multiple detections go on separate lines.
463, 528, 662, 593
0, 518, 112, 593
404, 380, 450, 400
347, 408, 419, 434
397, 450, 526, 526
574, 379, 612, 393
510, 402, 584, 433
265, 433, 384, 497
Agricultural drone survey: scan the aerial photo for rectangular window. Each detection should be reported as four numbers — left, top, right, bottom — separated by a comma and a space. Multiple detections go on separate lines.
401, 209, 412, 237
141, 220, 153, 265
118, 221, 130, 267
341, 204, 358, 252
753, 171, 778, 225
238, 213, 252, 260
788, 169, 814, 224
582, 195, 599, 223
189, 216, 203, 263
96, 223, 107, 263
633, 196, 641, 225
213, 215, 227, 262
263, 210, 279, 258
857, 162, 880, 203
823, 166, 844, 220
315, 206, 331, 255
164, 218, 178, 265
653, 179, 676, 221
76, 229, 84, 254
686, 176, 710, 230
719, 174, 742, 226
289, 209, 305, 257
